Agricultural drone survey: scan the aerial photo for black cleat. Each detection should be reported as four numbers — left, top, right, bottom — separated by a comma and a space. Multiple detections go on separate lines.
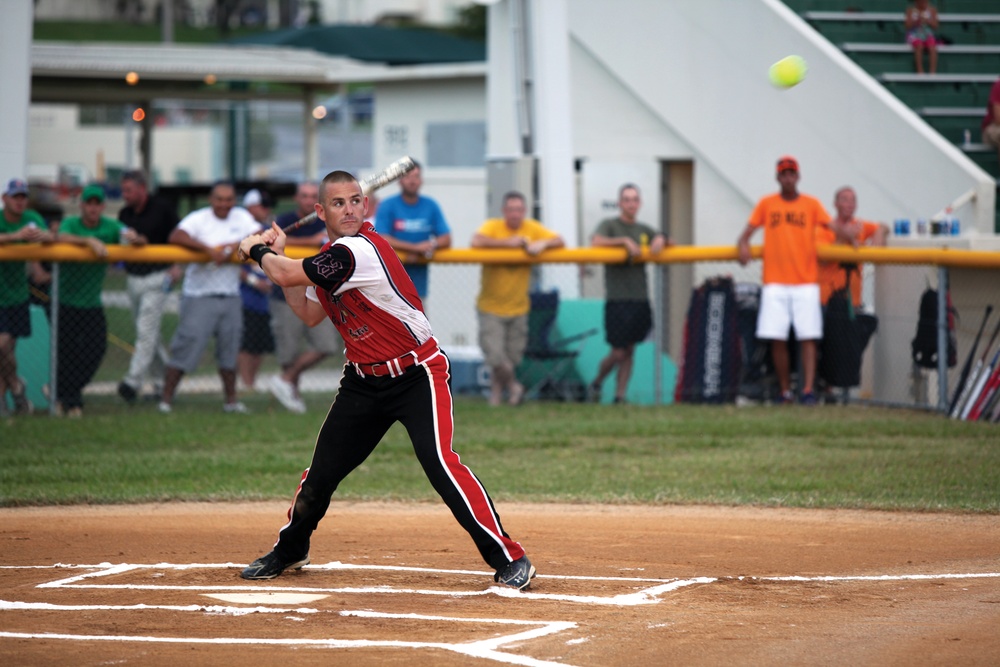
117, 381, 138, 405
240, 551, 310, 580
494, 555, 537, 590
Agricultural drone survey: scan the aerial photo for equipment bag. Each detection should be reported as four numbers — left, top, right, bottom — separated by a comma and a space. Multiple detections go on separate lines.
911, 287, 957, 369
674, 276, 742, 404
819, 286, 878, 388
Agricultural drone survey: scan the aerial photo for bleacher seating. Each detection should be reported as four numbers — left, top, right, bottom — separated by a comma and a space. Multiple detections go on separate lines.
783, 0, 1000, 231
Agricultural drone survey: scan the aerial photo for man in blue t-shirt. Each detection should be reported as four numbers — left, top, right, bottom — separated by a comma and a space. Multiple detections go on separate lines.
374, 162, 451, 302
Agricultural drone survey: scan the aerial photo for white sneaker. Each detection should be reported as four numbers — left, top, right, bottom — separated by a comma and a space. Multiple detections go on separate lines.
223, 401, 250, 414
269, 376, 306, 414
157, 401, 172, 414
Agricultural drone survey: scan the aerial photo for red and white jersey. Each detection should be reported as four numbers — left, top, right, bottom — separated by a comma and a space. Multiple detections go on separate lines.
302, 223, 432, 364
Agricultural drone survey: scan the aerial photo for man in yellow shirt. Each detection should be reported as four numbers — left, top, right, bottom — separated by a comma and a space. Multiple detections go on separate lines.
472, 191, 564, 406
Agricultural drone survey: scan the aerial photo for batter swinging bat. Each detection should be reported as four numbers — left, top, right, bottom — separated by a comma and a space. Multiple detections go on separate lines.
280, 156, 417, 234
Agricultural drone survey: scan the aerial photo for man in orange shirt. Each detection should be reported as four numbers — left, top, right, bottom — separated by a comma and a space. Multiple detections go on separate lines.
737, 156, 831, 405
817, 187, 887, 308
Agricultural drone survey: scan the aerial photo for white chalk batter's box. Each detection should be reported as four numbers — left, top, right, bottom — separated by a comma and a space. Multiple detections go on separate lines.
9, 561, 716, 605
1, 563, 998, 667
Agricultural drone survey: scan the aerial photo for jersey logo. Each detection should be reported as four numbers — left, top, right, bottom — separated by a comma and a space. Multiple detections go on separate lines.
311, 253, 346, 278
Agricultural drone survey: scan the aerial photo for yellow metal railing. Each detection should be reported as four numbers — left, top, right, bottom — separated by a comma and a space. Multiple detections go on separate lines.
2, 243, 1000, 268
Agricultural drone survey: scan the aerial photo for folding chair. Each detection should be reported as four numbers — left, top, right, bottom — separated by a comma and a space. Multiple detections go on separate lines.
517, 291, 598, 401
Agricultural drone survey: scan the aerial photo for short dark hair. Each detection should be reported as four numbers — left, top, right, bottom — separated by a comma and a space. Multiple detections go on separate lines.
619, 183, 640, 200
121, 170, 148, 187
210, 181, 236, 198
502, 191, 525, 206
319, 170, 361, 201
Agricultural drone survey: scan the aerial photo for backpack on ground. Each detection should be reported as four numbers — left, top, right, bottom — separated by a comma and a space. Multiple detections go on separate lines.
911, 287, 957, 369
819, 280, 878, 388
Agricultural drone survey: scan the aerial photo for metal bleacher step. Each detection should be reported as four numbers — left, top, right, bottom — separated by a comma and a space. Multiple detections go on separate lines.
799, 10, 1000, 45
804, 11, 1000, 24
787, 1, 1000, 232
878, 73, 998, 84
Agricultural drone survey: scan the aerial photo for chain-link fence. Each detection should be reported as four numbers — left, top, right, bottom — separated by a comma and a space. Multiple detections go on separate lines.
2, 245, 999, 421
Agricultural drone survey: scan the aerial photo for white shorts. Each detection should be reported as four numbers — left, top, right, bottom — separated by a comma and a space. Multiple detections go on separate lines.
756, 284, 823, 341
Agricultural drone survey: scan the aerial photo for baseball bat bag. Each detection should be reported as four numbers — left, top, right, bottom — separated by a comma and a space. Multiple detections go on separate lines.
674, 276, 742, 404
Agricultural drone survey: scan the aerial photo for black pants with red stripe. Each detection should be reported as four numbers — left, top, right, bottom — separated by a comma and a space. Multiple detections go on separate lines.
270, 350, 525, 571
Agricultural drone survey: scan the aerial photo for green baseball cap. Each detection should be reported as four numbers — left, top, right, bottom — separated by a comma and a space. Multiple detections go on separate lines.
81, 184, 106, 202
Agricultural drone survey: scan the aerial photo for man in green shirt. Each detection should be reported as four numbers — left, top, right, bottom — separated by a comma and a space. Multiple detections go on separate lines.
588, 183, 668, 404
53, 184, 132, 417
0, 178, 52, 417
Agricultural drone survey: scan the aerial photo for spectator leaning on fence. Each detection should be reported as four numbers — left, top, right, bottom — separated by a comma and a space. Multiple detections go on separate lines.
737, 156, 831, 406
472, 191, 565, 407
374, 161, 451, 307
981, 75, 1000, 167
116, 169, 180, 404
817, 187, 888, 309
53, 185, 136, 418
588, 183, 668, 405
0, 178, 52, 417
157, 181, 262, 415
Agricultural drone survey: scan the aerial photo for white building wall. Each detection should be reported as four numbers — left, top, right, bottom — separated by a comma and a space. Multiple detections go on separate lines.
0, 2, 33, 188
567, 0, 994, 237
28, 105, 222, 185
372, 77, 488, 348
320, 0, 465, 25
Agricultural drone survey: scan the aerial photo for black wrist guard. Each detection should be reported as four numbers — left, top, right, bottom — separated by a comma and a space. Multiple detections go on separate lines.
249, 243, 277, 268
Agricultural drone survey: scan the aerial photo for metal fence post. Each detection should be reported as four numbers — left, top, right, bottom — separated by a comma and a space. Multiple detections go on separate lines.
49, 262, 60, 416
936, 265, 949, 413
653, 263, 664, 405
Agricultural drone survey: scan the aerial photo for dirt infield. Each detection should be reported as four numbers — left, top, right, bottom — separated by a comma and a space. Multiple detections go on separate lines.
1, 502, 998, 666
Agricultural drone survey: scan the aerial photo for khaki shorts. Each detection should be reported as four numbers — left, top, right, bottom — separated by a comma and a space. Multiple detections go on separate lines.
167, 295, 242, 372
477, 311, 528, 369
270, 298, 342, 367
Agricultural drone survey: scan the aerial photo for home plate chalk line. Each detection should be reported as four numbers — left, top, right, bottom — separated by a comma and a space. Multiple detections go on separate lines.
2, 563, 999, 667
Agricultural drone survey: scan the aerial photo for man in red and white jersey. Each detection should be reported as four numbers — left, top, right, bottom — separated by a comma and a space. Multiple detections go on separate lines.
236, 170, 535, 590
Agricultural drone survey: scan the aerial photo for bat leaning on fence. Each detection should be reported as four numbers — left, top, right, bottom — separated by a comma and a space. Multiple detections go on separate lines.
947, 305, 992, 416
957, 322, 1000, 420
950, 317, 1000, 419
966, 358, 1000, 421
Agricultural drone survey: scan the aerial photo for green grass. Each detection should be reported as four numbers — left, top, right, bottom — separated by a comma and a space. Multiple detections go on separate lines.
2, 399, 997, 512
